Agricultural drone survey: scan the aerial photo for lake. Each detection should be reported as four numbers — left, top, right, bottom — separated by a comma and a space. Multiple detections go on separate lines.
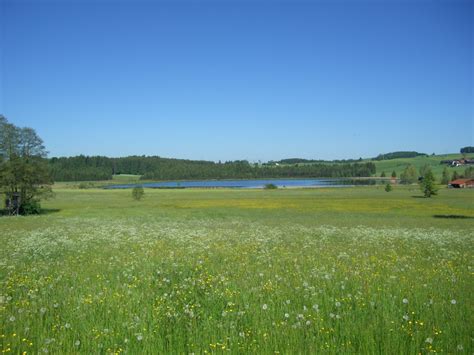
104, 178, 388, 189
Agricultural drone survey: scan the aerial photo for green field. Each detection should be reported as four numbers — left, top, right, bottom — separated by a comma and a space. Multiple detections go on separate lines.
1, 186, 473, 353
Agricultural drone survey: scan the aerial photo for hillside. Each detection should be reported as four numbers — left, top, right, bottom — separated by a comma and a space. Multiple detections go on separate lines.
372, 153, 474, 178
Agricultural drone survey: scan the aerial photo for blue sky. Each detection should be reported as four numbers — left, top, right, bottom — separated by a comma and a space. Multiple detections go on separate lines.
1, 0, 472, 161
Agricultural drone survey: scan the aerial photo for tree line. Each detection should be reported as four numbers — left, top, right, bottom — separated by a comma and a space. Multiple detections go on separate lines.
0, 116, 52, 214
49, 155, 376, 181
373, 151, 427, 161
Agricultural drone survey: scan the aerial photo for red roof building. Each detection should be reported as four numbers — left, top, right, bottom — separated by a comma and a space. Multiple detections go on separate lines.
448, 179, 474, 188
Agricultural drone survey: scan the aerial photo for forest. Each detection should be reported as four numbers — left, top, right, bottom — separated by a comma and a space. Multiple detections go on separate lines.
49, 155, 376, 181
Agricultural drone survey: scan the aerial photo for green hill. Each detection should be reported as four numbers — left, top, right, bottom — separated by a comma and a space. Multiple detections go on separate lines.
373, 153, 474, 179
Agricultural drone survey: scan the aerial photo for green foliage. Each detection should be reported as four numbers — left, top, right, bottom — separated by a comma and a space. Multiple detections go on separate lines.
419, 169, 438, 198
400, 165, 418, 184
380, 171, 386, 177
452, 171, 460, 181
19, 199, 42, 215
0, 116, 52, 215
264, 183, 278, 189
460, 146, 474, 154
391, 171, 397, 178
441, 167, 451, 185
384, 183, 392, 192
132, 185, 144, 200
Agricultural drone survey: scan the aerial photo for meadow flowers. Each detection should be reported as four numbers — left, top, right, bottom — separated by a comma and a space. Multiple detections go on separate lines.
0, 216, 471, 353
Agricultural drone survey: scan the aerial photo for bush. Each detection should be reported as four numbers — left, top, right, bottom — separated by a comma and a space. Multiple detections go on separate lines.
19, 200, 42, 215
264, 183, 278, 190
385, 183, 392, 192
132, 185, 145, 200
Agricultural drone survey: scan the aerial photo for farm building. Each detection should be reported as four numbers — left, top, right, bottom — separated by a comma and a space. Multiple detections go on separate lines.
448, 179, 474, 188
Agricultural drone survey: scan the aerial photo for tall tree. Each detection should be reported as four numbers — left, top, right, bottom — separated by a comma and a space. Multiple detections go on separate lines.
441, 167, 451, 185
0, 116, 52, 214
400, 165, 418, 184
419, 163, 431, 178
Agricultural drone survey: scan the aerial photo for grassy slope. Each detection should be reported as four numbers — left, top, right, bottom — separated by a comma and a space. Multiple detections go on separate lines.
373, 153, 474, 178
1, 187, 473, 353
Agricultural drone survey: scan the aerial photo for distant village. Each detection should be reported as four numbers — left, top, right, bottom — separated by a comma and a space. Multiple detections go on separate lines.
441, 158, 474, 167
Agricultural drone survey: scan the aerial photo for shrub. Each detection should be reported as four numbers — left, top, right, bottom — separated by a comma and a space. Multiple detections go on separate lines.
132, 185, 145, 200
264, 183, 278, 190
385, 183, 392, 192
19, 200, 42, 215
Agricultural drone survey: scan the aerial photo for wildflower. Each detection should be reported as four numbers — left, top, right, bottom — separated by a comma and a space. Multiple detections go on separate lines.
402, 298, 408, 304
457, 344, 464, 351
403, 314, 409, 321
239, 332, 245, 338
9, 316, 15, 322
74, 340, 80, 346
64, 323, 71, 329
284, 313, 290, 318
136, 334, 143, 341
262, 304, 268, 310
40, 307, 47, 314
335, 301, 341, 307
450, 299, 457, 305
286, 300, 291, 304
305, 320, 311, 326
312, 304, 319, 311
425, 337, 433, 344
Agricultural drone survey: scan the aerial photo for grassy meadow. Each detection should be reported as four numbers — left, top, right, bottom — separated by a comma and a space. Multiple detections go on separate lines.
1, 186, 473, 353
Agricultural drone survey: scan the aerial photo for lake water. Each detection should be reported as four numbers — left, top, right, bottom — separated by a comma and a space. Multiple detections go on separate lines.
105, 178, 387, 189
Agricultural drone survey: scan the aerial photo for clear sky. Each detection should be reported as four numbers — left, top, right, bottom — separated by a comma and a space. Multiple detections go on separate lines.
1, 0, 472, 161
